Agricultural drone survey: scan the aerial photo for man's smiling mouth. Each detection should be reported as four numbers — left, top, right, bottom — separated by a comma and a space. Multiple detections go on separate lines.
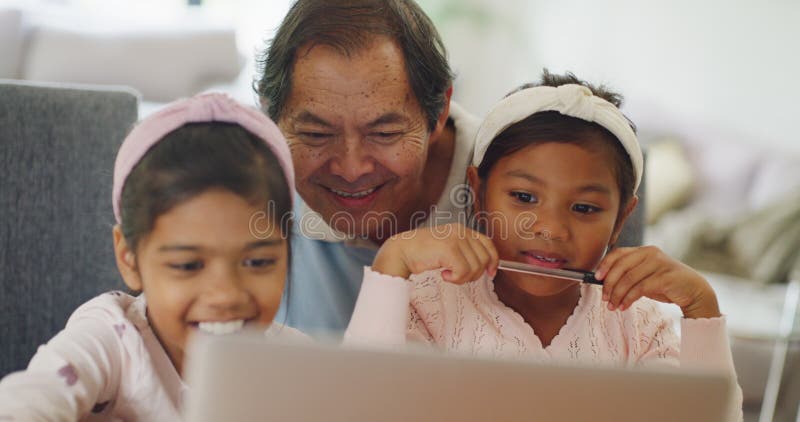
327, 186, 378, 198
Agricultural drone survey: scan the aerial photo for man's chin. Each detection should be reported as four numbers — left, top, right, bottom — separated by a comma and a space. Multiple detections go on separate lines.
327, 210, 398, 240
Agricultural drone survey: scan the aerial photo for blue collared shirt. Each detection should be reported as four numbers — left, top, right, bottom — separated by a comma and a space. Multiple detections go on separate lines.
276, 208, 379, 336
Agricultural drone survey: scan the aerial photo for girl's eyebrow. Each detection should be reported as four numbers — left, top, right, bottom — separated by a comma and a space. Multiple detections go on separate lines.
504, 169, 612, 195
157, 239, 282, 253
244, 239, 284, 251
577, 184, 612, 195
504, 169, 543, 184
158, 245, 200, 252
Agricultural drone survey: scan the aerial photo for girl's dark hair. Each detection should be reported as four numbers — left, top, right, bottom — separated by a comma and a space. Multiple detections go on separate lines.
119, 122, 292, 251
477, 70, 637, 214
119, 123, 293, 309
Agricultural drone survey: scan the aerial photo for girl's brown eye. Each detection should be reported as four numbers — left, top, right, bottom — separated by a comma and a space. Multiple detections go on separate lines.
244, 258, 277, 268
168, 261, 203, 271
572, 204, 601, 214
510, 191, 536, 203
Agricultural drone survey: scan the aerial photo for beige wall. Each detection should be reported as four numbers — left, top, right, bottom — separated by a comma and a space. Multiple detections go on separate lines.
422, 0, 800, 152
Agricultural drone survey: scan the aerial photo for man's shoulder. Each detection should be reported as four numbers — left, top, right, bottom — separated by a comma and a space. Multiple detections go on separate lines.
448, 101, 481, 145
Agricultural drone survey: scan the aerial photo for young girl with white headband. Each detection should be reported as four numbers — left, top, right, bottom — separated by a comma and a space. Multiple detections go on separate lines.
345, 71, 742, 420
0, 93, 303, 420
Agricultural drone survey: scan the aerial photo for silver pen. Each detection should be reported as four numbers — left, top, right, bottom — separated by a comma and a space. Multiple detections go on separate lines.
497, 259, 603, 285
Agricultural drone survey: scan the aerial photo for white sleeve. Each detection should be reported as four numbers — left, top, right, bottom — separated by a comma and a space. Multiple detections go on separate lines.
0, 320, 123, 421
344, 266, 412, 347
680, 316, 744, 422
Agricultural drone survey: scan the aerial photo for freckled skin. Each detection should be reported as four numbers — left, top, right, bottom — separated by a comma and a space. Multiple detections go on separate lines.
279, 36, 449, 242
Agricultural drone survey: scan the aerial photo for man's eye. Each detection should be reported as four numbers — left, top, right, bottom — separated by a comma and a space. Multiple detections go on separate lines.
243, 258, 277, 268
302, 132, 331, 138
572, 203, 602, 214
168, 261, 203, 271
371, 132, 401, 141
510, 191, 537, 203
298, 132, 333, 145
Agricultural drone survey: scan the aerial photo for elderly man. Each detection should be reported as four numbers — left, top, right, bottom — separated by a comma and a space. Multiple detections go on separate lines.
256, 0, 479, 335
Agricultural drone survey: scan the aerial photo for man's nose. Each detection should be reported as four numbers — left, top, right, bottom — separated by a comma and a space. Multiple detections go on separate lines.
329, 137, 375, 183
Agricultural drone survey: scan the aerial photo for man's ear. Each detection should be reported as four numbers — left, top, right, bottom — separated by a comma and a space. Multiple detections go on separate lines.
466, 166, 482, 216
428, 85, 453, 143
113, 225, 143, 292
609, 195, 639, 247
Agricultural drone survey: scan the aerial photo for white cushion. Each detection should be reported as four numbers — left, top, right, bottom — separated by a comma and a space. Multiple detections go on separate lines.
748, 153, 800, 211
644, 139, 695, 224
22, 26, 244, 102
0, 8, 24, 78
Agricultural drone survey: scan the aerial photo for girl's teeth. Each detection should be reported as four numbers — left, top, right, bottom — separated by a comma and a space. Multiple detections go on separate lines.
197, 320, 245, 335
535, 255, 559, 263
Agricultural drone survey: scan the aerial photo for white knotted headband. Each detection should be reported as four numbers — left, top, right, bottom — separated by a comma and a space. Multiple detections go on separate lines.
472, 84, 643, 193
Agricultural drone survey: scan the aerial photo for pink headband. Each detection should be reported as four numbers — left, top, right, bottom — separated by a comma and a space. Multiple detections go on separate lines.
112, 93, 295, 223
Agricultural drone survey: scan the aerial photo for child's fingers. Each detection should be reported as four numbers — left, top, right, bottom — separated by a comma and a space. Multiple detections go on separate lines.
443, 244, 481, 285
594, 247, 637, 280
431, 243, 463, 280
470, 240, 492, 279
457, 241, 483, 283
599, 248, 643, 292
601, 250, 651, 305
476, 234, 500, 276
606, 262, 657, 307
607, 264, 661, 310
446, 252, 469, 284
617, 278, 654, 311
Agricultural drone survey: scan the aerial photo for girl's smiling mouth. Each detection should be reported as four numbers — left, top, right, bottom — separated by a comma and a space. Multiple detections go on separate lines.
189, 318, 257, 335
521, 250, 567, 269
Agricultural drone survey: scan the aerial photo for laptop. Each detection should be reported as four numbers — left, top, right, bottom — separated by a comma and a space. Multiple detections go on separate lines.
183, 333, 732, 422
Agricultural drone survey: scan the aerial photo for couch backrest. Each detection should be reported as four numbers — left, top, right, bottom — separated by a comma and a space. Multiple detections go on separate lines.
0, 79, 139, 376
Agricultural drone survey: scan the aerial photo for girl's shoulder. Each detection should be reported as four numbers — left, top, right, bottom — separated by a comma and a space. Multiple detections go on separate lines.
66, 291, 144, 330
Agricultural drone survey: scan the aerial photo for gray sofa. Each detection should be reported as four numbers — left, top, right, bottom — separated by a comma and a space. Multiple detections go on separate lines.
0, 79, 139, 376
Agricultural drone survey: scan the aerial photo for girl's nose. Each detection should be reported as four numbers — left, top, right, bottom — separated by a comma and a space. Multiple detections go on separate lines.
530, 207, 570, 242
204, 271, 250, 314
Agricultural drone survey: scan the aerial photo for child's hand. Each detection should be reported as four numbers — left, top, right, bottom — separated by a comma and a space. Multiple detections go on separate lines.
372, 223, 499, 284
595, 246, 721, 319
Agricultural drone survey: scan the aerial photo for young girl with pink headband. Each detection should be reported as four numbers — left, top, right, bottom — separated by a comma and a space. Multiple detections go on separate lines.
345, 72, 743, 421
0, 93, 302, 420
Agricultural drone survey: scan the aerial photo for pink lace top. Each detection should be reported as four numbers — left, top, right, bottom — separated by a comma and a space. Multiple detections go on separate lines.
346, 267, 743, 420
